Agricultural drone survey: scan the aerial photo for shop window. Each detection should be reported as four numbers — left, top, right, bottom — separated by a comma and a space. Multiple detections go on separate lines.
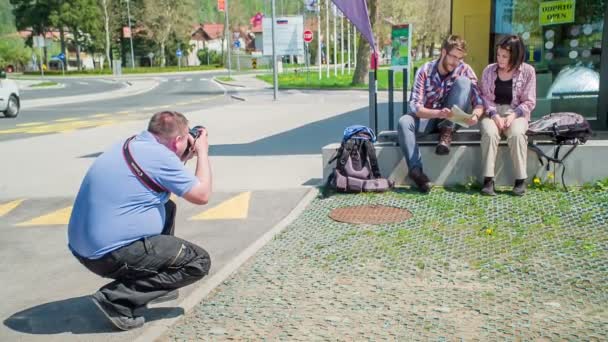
492, 0, 605, 124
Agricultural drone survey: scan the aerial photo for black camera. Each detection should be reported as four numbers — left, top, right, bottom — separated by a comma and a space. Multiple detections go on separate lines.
182, 125, 205, 159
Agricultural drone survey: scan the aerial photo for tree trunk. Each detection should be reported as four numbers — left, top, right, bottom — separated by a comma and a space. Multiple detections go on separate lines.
102, 0, 111, 69
160, 41, 166, 67
59, 28, 67, 66
427, 41, 434, 59
351, 0, 377, 85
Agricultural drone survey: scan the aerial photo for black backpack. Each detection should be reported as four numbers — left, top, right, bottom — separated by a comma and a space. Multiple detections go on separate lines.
322, 126, 393, 197
526, 112, 593, 189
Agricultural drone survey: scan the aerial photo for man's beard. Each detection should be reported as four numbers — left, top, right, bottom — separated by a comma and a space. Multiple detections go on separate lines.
441, 58, 453, 73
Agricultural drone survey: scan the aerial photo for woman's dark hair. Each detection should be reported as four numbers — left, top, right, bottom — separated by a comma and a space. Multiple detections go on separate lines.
496, 35, 525, 71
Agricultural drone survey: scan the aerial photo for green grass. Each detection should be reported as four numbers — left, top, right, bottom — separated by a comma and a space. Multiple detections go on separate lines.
30, 81, 58, 87
23, 64, 222, 76
215, 76, 235, 82
256, 58, 431, 90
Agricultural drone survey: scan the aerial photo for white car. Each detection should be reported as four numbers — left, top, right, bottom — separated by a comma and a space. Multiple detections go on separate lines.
0, 70, 20, 118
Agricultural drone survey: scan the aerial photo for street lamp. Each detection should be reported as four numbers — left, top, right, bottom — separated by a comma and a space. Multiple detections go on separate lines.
126, 0, 135, 68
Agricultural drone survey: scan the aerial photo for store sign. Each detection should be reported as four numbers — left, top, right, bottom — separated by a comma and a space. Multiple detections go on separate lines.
262, 16, 304, 56
539, 0, 576, 26
391, 24, 412, 70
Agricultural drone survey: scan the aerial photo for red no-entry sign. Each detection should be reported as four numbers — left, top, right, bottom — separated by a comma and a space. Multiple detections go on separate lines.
304, 30, 314, 43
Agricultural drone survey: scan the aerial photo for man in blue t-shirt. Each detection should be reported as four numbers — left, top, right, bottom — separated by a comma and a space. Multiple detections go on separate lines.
68, 111, 212, 331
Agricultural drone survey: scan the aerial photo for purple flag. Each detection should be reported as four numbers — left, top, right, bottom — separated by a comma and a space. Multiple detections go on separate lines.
331, 0, 376, 51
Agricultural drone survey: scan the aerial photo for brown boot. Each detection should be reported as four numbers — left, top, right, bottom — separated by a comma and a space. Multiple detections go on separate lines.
408, 167, 432, 193
436, 127, 453, 155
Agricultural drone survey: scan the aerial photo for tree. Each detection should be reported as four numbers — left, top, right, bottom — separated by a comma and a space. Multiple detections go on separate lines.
10, 0, 57, 63
49, 0, 102, 70
99, 0, 112, 68
351, 0, 377, 85
141, 0, 196, 67
378, 0, 450, 59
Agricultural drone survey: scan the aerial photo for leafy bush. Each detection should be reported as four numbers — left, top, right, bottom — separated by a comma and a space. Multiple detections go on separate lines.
0, 37, 31, 70
197, 48, 222, 66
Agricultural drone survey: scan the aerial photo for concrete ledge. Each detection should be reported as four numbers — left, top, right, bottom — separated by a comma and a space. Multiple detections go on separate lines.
322, 139, 608, 187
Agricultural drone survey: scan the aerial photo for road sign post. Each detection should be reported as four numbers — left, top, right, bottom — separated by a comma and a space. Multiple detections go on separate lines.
176, 48, 182, 69
303, 30, 313, 86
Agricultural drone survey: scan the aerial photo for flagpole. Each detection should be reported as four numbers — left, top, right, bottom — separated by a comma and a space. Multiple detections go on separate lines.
271, 0, 278, 100
333, 4, 337, 76
340, 14, 344, 75
353, 25, 357, 69
325, 0, 329, 78
347, 20, 351, 74
317, 0, 321, 80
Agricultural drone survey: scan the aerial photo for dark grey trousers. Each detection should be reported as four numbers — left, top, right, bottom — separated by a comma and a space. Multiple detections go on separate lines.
75, 200, 211, 317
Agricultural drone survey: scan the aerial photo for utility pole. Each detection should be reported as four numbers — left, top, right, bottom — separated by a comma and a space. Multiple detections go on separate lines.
271, 0, 278, 100
126, 0, 135, 68
226, 0, 232, 78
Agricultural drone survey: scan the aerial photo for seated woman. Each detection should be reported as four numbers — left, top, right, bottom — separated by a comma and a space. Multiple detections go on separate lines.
469, 35, 536, 196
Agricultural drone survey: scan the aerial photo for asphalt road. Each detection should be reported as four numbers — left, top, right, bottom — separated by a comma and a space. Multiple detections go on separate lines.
0, 73, 235, 142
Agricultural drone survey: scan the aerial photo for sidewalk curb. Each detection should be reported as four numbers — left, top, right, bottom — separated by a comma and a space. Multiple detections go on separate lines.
22, 83, 66, 91
133, 187, 319, 342
230, 95, 246, 101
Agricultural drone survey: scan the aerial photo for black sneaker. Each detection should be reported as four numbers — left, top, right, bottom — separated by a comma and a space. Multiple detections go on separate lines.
408, 167, 432, 193
513, 179, 526, 196
481, 177, 496, 196
148, 290, 179, 305
91, 292, 145, 331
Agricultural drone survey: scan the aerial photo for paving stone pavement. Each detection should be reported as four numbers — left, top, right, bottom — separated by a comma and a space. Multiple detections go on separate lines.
164, 188, 608, 341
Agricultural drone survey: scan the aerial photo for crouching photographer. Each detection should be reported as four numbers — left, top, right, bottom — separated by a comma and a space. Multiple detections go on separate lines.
68, 111, 212, 331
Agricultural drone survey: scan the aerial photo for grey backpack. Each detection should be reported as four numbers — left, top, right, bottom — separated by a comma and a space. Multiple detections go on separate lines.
323, 127, 393, 196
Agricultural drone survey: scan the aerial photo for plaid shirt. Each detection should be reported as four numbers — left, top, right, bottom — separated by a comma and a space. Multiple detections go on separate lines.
409, 59, 484, 114
480, 62, 537, 121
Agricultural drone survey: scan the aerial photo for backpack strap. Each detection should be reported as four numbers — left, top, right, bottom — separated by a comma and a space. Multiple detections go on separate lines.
363, 140, 382, 178
337, 139, 356, 172
528, 141, 579, 191
123, 136, 169, 194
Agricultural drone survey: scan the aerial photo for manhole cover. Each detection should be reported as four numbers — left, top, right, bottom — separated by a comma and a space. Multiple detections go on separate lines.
329, 205, 412, 224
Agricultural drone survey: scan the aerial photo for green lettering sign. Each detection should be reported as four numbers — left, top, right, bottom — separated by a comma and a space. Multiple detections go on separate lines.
540, 0, 576, 26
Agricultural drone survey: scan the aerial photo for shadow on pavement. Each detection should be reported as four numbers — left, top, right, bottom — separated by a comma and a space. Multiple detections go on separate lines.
209, 102, 405, 156
4, 295, 184, 334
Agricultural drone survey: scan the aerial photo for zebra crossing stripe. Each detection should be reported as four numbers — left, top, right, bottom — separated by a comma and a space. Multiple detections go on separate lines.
0, 199, 24, 217
15, 206, 73, 227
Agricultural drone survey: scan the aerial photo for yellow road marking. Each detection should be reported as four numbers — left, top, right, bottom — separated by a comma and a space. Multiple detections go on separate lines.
141, 107, 157, 111
16, 122, 45, 127
89, 113, 110, 118
156, 105, 171, 109
16, 206, 73, 226
190, 192, 251, 220
0, 199, 24, 217
55, 117, 79, 122
117, 111, 132, 115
